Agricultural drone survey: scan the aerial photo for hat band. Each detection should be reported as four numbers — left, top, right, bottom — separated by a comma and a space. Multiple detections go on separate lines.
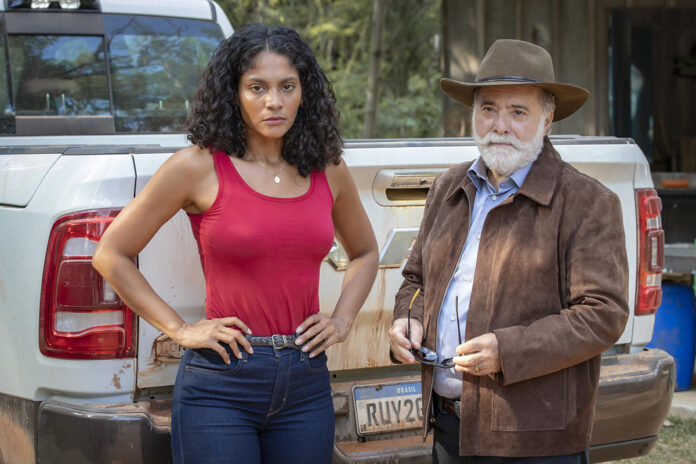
474, 75, 539, 84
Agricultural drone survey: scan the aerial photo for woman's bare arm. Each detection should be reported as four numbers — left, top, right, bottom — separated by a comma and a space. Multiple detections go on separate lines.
92, 146, 252, 363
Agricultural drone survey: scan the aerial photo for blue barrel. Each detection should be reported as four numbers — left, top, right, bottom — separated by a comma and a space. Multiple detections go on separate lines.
647, 282, 696, 391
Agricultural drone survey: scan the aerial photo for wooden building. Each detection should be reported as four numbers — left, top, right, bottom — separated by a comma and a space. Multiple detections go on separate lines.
442, 0, 696, 174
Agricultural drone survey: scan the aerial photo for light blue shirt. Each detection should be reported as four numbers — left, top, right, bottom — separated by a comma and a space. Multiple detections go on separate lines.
433, 158, 533, 399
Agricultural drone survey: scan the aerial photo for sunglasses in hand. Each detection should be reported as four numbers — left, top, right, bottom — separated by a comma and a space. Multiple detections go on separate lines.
407, 290, 462, 369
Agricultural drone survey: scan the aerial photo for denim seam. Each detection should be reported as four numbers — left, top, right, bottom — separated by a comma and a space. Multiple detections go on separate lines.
183, 365, 242, 376
264, 353, 291, 421
175, 392, 183, 462
302, 352, 328, 374
183, 352, 245, 376
173, 355, 186, 463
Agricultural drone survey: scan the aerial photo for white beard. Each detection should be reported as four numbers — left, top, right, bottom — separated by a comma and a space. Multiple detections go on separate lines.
473, 114, 547, 178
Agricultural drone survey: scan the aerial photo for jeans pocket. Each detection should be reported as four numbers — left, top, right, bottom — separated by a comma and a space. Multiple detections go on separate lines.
302, 351, 328, 374
184, 348, 245, 375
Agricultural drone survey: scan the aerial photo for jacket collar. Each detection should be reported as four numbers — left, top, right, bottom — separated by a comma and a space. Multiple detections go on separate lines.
445, 136, 561, 206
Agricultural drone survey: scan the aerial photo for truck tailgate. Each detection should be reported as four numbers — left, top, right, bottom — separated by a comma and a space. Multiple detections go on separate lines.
133, 137, 643, 389
132, 151, 207, 389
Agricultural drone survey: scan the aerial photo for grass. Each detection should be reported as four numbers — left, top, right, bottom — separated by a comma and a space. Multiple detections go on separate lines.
605, 416, 696, 464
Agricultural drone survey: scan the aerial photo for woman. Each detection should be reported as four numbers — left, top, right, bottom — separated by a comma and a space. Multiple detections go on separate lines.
93, 23, 378, 463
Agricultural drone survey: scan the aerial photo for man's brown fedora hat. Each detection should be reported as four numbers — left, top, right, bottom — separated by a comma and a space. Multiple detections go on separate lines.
440, 39, 589, 121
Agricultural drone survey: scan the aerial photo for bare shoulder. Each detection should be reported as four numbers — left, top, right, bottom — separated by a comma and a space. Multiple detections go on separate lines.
324, 157, 349, 179
324, 158, 352, 199
140, 145, 218, 209
163, 145, 215, 179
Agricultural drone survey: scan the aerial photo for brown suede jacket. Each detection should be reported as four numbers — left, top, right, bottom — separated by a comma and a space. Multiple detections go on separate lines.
392, 138, 629, 457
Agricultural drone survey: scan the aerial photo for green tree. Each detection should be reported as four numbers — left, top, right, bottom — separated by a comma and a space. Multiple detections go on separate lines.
217, 0, 442, 139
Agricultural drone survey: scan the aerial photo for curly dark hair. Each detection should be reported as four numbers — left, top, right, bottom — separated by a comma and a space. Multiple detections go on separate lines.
186, 23, 343, 176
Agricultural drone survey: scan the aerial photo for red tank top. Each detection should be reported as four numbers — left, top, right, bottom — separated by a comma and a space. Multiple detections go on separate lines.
187, 150, 335, 336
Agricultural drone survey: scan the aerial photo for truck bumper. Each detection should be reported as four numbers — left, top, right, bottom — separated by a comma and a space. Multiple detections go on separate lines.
329, 349, 675, 464
589, 348, 675, 463
333, 436, 433, 463
34, 349, 674, 464
37, 398, 171, 464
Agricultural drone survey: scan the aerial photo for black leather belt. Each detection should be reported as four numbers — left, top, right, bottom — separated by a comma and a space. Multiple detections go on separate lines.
245, 334, 301, 350
435, 394, 461, 419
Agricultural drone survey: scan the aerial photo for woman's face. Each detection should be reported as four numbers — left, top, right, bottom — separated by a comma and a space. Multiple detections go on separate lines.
238, 50, 302, 143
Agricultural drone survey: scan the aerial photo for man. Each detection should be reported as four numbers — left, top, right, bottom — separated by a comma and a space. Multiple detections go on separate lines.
388, 39, 628, 463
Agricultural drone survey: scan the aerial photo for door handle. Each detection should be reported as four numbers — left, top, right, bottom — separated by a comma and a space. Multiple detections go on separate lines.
372, 169, 445, 206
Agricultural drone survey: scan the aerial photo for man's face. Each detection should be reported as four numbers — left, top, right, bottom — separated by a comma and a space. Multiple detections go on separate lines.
473, 86, 554, 177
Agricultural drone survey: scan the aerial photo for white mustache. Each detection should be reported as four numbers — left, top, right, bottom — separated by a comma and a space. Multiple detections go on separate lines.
478, 132, 524, 150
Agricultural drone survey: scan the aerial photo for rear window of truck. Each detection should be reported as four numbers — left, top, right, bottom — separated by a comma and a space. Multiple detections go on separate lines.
1, 14, 223, 135
8, 35, 110, 118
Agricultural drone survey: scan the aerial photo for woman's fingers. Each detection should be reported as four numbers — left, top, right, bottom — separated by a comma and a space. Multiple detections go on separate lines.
220, 325, 253, 354
299, 324, 332, 354
175, 317, 255, 363
308, 331, 333, 358
183, 315, 356, 361
210, 339, 232, 364
218, 316, 252, 334
295, 314, 327, 343
215, 331, 246, 360
295, 314, 339, 357
295, 313, 320, 335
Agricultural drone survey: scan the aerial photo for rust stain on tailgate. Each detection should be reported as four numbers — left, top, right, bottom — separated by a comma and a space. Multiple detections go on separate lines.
327, 270, 393, 371
0, 412, 35, 463
138, 333, 185, 384
138, 267, 397, 374
111, 373, 121, 389
152, 334, 185, 363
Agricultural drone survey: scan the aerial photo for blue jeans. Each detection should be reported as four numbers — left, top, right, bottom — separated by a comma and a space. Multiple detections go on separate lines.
171, 345, 334, 464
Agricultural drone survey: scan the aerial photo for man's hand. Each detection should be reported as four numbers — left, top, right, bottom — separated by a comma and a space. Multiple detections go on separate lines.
453, 332, 501, 376
389, 317, 422, 364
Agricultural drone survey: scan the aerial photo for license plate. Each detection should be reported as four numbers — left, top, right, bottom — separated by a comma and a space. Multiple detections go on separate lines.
352, 381, 423, 435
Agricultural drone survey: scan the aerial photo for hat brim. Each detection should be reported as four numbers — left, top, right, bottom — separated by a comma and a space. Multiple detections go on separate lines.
440, 78, 590, 122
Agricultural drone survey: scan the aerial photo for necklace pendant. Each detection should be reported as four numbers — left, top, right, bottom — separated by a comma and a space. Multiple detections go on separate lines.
274, 175, 280, 184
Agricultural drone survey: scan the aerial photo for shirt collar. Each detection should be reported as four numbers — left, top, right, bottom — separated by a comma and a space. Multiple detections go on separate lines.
467, 156, 534, 193
445, 137, 563, 205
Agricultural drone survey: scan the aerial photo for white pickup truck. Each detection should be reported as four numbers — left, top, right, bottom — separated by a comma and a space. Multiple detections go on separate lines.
0, 1, 675, 463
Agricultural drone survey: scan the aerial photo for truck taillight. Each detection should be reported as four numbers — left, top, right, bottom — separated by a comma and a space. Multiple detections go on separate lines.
40, 210, 136, 359
635, 189, 664, 316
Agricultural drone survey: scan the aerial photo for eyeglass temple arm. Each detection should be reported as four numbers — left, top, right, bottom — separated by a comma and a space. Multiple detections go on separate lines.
455, 295, 462, 345
407, 288, 421, 342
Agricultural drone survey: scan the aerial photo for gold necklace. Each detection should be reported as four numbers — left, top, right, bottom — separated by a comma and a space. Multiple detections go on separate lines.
250, 152, 287, 184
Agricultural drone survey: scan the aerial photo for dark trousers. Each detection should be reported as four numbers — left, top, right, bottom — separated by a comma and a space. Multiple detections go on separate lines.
432, 398, 589, 464
172, 346, 334, 464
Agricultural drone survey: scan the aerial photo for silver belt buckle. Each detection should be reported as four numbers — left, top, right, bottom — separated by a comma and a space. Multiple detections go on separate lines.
271, 334, 287, 350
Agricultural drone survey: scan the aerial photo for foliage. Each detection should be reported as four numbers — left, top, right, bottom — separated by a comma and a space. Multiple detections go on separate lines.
217, 0, 442, 139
